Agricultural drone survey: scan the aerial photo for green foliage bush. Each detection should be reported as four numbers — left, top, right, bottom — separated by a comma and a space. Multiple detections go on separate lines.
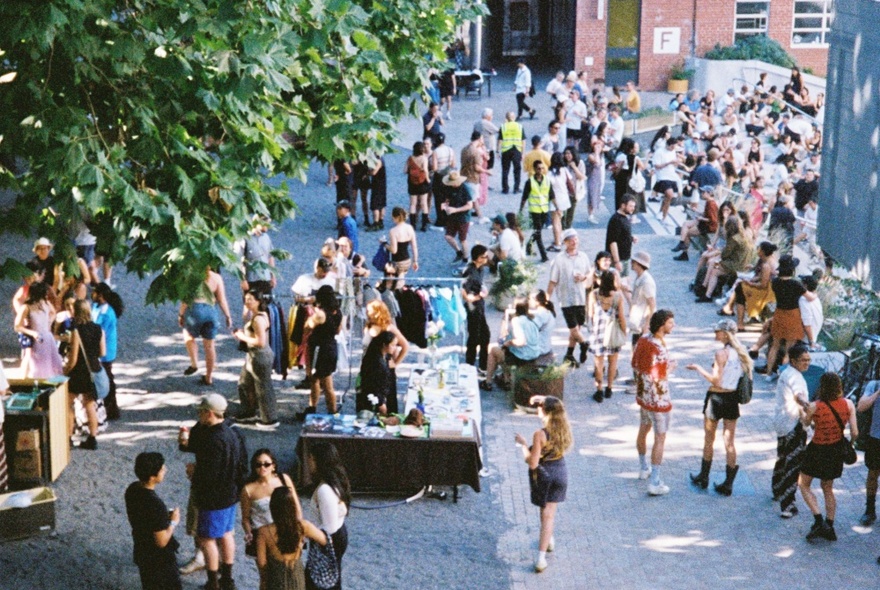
704, 36, 797, 69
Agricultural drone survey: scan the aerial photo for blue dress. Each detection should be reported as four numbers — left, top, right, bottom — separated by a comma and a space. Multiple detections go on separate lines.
529, 429, 568, 507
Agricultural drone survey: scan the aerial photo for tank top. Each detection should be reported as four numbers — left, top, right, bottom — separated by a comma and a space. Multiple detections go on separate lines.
812, 398, 850, 445
718, 346, 744, 391
245, 312, 269, 349
311, 308, 341, 348
249, 496, 273, 529
392, 240, 411, 262
407, 156, 428, 184
434, 145, 454, 172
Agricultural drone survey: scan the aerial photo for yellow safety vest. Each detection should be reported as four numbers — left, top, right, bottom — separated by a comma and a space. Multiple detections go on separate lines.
527, 176, 551, 213
500, 121, 524, 152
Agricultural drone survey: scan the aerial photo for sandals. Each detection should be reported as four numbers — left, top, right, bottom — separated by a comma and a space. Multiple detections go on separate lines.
199, 376, 213, 386
716, 308, 734, 317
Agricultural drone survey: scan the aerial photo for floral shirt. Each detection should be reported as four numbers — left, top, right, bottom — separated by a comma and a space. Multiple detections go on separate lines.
632, 334, 671, 413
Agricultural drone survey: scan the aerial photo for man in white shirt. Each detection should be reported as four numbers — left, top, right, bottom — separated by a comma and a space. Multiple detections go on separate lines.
490, 214, 523, 264
606, 106, 625, 151
473, 108, 499, 170
291, 258, 335, 304
772, 343, 811, 518
651, 137, 684, 222
545, 71, 565, 111
799, 275, 823, 348
563, 89, 588, 149
546, 229, 590, 366
514, 60, 535, 120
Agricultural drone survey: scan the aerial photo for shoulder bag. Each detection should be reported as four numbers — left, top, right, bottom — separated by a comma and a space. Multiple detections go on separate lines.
603, 294, 628, 349
736, 371, 753, 404
306, 529, 340, 590
628, 159, 646, 192
825, 400, 857, 465
77, 327, 110, 400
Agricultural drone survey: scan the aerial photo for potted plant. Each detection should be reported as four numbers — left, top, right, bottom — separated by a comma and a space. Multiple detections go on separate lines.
513, 362, 570, 411
668, 61, 694, 93
489, 259, 538, 310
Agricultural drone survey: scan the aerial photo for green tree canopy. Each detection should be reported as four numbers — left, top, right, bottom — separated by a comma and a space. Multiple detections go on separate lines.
0, 0, 485, 303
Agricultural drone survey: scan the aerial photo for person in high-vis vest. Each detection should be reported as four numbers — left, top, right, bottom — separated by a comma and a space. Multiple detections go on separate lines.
499, 112, 526, 194
519, 161, 557, 263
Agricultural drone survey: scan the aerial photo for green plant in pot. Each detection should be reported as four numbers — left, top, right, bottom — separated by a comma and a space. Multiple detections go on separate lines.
668, 61, 694, 93
489, 259, 538, 310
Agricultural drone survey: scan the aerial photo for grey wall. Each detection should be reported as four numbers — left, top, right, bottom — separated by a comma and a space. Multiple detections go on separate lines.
819, 0, 880, 289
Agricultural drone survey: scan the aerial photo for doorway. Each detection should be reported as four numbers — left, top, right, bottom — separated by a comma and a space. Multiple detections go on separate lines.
605, 0, 641, 86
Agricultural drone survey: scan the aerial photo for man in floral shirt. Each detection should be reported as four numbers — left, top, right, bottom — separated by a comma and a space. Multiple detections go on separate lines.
633, 309, 676, 496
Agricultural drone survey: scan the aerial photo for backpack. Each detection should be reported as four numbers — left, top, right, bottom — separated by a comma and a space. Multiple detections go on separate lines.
372, 242, 390, 272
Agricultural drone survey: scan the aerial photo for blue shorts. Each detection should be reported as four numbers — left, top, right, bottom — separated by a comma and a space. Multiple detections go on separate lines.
196, 504, 237, 539
185, 303, 218, 339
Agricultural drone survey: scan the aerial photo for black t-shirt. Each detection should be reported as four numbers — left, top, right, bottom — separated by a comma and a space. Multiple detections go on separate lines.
462, 264, 486, 313
793, 179, 818, 211
31, 255, 56, 282
768, 206, 796, 233
605, 212, 633, 262
184, 421, 248, 510
446, 185, 471, 225
772, 277, 806, 310
125, 482, 178, 566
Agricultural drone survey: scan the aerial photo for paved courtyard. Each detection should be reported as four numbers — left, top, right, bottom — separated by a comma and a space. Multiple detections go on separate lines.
0, 69, 878, 589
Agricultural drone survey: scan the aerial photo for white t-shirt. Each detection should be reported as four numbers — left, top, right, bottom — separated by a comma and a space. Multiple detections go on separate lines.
291, 273, 335, 298
546, 78, 563, 103
607, 116, 624, 143
775, 366, 808, 436
799, 295, 823, 344
498, 228, 523, 262
548, 251, 590, 307
564, 99, 588, 131
653, 148, 680, 182
312, 483, 348, 535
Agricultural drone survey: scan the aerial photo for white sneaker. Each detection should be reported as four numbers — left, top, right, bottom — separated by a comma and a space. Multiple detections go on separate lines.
588, 214, 598, 224
534, 556, 548, 573
638, 467, 651, 480
179, 554, 205, 575
479, 216, 491, 225
647, 482, 670, 496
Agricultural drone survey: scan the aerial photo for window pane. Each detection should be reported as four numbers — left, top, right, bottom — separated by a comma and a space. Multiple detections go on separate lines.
794, 1, 826, 14
509, 2, 530, 32
792, 32, 823, 45
794, 17, 824, 28
737, 2, 769, 15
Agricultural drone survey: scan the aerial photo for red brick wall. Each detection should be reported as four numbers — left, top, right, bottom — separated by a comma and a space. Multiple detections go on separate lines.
573, 0, 610, 81
635, 0, 694, 90
767, 0, 828, 76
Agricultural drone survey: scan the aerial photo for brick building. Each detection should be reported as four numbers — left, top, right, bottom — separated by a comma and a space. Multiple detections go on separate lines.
481, 0, 831, 89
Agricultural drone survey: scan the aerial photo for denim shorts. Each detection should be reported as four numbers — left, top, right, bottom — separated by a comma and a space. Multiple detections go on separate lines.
185, 303, 218, 339
196, 504, 236, 539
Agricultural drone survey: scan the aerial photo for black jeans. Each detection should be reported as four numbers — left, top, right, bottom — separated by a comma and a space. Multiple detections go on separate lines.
528, 212, 548, 261
516, 93, 532, 119
101, 360, 119, 419
137, 553, 182, 590
466, 308, 490, 371
501, 149, 522, 192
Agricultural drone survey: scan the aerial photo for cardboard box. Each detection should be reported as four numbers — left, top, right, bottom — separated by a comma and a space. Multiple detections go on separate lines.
16, 429, 41, 451
0, 487, 56, 542
12, 450, 42, 481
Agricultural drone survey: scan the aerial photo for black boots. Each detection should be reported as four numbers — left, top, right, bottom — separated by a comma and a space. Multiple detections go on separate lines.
421, 213, 430, 232
714, 464, 739, 496
690, 459, 711, 489
409, 213, 417, 227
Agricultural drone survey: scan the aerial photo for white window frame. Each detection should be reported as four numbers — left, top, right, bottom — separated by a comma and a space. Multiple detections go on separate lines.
791, 0, 834, 48
734, 0, 771, 41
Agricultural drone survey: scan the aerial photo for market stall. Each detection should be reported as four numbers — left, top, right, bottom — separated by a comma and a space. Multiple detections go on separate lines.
297, 363, 482, 502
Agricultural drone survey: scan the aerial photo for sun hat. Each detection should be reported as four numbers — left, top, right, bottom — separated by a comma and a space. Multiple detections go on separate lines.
561, 228, 578, 242
33, 237, 53, 251
631, 251, 651, 270
195, 393, 228, 415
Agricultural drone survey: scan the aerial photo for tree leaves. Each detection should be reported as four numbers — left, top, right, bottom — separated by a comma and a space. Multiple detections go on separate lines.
0, 0, 486, 304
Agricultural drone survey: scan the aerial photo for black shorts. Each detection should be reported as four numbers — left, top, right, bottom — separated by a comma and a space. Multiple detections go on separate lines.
652, 180, 679, 194
562, 306, 586, 329
566, 128, 583, 140
702, 390, 740, 421
865, 436, 880, 471
504, 349, 535, 367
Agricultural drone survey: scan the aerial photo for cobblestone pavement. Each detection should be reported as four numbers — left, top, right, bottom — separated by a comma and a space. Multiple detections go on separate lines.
1, 69, 877, 589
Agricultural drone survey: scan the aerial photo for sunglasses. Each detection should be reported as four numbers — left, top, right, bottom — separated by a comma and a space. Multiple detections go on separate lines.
255, 461, 274, 468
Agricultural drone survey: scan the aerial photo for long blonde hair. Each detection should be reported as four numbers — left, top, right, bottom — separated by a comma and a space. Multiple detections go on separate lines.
541, 397, 573, 460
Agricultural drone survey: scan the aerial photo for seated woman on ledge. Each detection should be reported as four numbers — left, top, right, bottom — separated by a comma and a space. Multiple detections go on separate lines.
482, 297, 545, 391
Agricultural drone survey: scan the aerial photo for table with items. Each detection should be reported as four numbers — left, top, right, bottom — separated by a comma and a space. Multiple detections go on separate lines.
297, 362, 483, 502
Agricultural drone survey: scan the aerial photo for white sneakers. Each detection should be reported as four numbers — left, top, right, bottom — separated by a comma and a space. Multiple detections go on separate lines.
588, 214, 598, 224
534, 556, 548, 573
647, 482, 670, 496
638, 467, 652, 480
179, 553, 205, 575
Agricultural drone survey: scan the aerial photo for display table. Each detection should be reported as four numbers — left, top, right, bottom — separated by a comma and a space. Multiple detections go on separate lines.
297, 365, 482, 502
3, 378, 70, 489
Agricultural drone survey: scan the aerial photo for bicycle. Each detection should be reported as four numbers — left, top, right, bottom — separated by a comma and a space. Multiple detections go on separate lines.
838, 333, 880, 449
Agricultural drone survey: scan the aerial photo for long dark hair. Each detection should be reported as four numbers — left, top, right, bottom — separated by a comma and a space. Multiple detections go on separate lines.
94, 282, 124, 318
270, 486, 304, 555
649, 126, 669, 151
25, 281, 49, 305
506, 212, 524, 245
314, 285, 339, 312
246, 289, 268, 313
549, 151, 564, 173
310, 442, 351, 510
362, 330, 394, 371
598, 271, 617, 297
534, 290, 556, 318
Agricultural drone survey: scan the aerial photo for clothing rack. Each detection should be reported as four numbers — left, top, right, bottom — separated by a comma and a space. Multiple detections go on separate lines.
386, 276, 467, 351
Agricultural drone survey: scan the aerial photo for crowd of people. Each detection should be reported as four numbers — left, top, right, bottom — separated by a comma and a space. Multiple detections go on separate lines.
6, 60, 877, 587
